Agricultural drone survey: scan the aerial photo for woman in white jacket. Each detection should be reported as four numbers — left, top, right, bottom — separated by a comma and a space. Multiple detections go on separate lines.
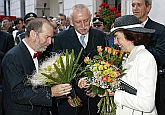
110, 15, 157, 115
78, 15, 158, 115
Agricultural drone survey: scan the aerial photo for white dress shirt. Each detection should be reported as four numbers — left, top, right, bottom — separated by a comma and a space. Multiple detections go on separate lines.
75, 30, 89, 48
141, 18, 148, 27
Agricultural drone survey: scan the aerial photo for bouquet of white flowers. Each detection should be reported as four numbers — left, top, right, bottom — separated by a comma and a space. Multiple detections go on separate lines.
29, 49, 83, 107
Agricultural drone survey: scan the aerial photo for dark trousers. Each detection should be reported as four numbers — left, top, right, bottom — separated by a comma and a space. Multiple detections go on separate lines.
0, 84, 3, 115
155, 73, 165, 115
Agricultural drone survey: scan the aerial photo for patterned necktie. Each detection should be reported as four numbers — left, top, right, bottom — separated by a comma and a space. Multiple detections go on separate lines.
80, 35, 86, 48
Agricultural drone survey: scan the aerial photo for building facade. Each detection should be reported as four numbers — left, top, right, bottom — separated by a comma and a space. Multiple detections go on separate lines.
0, 0, 119, 18
0, 0, 164, 25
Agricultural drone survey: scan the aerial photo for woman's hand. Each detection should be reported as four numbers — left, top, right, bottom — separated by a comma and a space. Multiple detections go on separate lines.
107, 89, 115, 96
98, 89, 115, 97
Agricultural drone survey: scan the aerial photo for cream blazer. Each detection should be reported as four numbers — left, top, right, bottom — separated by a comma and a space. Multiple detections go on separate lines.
114, 45, 157, 115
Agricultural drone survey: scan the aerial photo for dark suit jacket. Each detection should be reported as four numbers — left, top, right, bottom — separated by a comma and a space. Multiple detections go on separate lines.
2, 42, 53, 115
144, 18, 165, 115
145, 18, 165, 66
53, 27, 107, 115
0, 31, 14, 55
0, 31, 15, 114
0, 31, 15, 80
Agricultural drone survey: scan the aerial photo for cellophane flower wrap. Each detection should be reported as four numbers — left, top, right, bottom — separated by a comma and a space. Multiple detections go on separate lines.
83, 46, 126, 115
29, 49, 83, 107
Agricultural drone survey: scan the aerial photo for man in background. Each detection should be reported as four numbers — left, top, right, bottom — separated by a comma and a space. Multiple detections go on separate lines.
12, 18, 24, 42
15, 12, 37, 45
92, 17, 105, 32
0, 30, 15, 115
56, 13, 67, 33
1, 19, 11, 33
53, 4, 107, 115
132, 0, 165, 114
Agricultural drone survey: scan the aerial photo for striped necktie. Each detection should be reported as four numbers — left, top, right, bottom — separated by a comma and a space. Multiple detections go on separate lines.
80, 35, 86, 48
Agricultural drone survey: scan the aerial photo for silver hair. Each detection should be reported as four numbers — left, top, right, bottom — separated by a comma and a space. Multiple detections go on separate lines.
70, 4, 91, 17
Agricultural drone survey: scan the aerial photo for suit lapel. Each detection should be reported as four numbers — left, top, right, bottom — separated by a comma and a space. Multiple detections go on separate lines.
86, 28, 96, 51
67, 28, 84, 52
144, 18, 154, 29
19, 42, 36, 75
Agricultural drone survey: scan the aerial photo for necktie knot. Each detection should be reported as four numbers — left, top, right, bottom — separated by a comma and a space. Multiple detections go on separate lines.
33, 52, 41, 59
80, 35, 85, 40
80, 35, 86, 48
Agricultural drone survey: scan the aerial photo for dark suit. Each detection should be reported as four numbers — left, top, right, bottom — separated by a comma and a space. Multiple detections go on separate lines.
0, 31, 15, 76
0, 31, 15, 80
144, 18, 165, 115
0, 31, 14, 55
2, 41, 53, 115
53, 27, 107, 115
0, 31, 15, 115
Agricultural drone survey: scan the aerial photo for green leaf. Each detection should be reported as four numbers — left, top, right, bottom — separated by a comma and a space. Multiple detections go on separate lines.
71, 48, 83, 79
59, 55, 66, 75
53, 63, 66, 82
84, 71, 93, 78
41, 73, 61, 84
97, 98, 103, 113
93, 55, 102, 60
69, 49, 76, 81
65, 49, 69, 81
91, 85, 105, 95
41, 73, 56, 82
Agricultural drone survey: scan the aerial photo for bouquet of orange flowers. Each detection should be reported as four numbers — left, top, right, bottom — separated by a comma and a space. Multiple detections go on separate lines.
83, 46, 126, 115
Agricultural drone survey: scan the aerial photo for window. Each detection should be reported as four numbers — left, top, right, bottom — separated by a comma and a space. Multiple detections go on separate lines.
106, 0, 121, 10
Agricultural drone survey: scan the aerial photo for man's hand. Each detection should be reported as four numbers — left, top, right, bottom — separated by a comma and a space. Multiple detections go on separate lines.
51, 83, 72, 97
78, 77, 90, 89
85, 88, 96, 98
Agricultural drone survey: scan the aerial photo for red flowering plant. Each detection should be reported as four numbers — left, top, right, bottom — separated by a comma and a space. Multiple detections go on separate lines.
95, 2, 121, 31
83, 46, 126, 115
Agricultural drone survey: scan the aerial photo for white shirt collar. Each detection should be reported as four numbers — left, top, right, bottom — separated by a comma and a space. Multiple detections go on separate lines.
22, 39, 36, 58
141, 17, 148, 27
75, 29, 89, 46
